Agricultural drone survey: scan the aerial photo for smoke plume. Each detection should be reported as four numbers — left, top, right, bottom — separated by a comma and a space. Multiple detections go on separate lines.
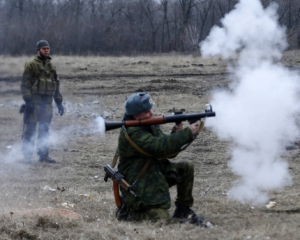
200, 0, 300, 205
0, 116, 106, 165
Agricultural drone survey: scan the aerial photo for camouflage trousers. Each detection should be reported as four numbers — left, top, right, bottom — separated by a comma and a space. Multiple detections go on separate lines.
171, 160, 194, 207
128, 160, 194, 221
22, 102, 53, 158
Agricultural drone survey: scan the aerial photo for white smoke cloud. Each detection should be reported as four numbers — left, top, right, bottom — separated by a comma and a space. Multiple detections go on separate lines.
0, 143, 23, 164
200, 0, 300, 205
0, 116, 106, 165
49, 117, 106, 147
95, 116, 106, 138
0, 98, 110, 166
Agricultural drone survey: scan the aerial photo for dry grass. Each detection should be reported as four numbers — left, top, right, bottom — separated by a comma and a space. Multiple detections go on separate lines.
0, 53, 227, 78
1, 52, 300, 239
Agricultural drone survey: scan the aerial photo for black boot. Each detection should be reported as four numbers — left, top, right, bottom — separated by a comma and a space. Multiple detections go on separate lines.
116, 196, 129, 221
173, 205, 208, 227
179, 213, 207, 227
116, 205, 129, 221
172, 205, 195, 218
38, 155, 56, 163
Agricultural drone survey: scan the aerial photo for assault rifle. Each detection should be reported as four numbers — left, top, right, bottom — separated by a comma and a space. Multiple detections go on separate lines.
104, 104, 216, 131
104, 164, 137, 198
19, 103, 33, 139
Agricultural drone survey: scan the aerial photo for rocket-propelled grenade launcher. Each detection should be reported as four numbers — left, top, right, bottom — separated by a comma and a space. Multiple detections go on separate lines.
104, 104, 216, 131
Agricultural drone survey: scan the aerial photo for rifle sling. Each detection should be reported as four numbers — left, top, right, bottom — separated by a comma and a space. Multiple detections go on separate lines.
122, 126, 182, 159
110, 126, 152, 188
111, 149, 119, 168
118, 126, 153, 183
111, 147, 147, 188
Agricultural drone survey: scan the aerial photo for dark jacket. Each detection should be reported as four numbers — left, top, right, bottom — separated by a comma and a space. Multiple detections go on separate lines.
118, 114, 194, 211
21, 55, 62, 105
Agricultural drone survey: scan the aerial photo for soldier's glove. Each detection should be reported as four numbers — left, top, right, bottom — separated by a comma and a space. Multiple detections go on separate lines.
25, 101, 34, 115
19, 104, 26, 114
57, 103, 64, 116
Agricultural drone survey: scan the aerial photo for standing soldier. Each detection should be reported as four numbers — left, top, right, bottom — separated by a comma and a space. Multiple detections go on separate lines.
20, 40, 64, 164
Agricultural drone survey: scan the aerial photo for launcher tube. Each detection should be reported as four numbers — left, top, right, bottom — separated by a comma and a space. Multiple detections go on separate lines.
105, 111, 215, 131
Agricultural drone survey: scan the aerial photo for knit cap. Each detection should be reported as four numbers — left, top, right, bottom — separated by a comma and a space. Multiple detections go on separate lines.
125, 92, 154, 116
37, 40, 50, 50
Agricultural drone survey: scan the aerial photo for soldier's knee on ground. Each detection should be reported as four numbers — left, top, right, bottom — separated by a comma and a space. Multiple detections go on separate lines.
128, 208, 170, 221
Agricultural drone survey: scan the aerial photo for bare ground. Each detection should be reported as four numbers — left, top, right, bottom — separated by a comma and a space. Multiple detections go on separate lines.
0, 52, 300, 239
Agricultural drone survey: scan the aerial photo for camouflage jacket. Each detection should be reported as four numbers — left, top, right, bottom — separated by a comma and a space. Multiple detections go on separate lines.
118, 114, 194, 212
21, 56, 63, 105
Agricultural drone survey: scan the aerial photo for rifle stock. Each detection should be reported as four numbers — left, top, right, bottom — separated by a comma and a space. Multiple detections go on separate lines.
105, 110, 216, 131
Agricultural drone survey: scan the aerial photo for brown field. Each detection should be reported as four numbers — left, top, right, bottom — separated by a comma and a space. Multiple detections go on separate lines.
1, 52, 300, 239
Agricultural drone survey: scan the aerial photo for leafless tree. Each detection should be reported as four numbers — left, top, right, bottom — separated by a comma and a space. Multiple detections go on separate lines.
0, 0, 299, 55
182, 24, 201, 51
160, 0, 171, 52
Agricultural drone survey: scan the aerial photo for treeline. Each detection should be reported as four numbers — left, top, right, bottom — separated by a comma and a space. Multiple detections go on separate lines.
1, 0, 300, 55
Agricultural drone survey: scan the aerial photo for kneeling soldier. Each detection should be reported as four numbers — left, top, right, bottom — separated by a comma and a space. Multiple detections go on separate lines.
116, 92, 205, 224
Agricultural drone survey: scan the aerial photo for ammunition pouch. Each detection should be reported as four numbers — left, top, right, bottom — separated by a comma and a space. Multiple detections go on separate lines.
31, 78, 57, 96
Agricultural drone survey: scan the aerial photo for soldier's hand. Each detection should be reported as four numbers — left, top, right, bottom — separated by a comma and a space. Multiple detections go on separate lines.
25, 101, 34, 114
172, 123, 183, 132
189, 122, 199, 136
57, 103, 64, 116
